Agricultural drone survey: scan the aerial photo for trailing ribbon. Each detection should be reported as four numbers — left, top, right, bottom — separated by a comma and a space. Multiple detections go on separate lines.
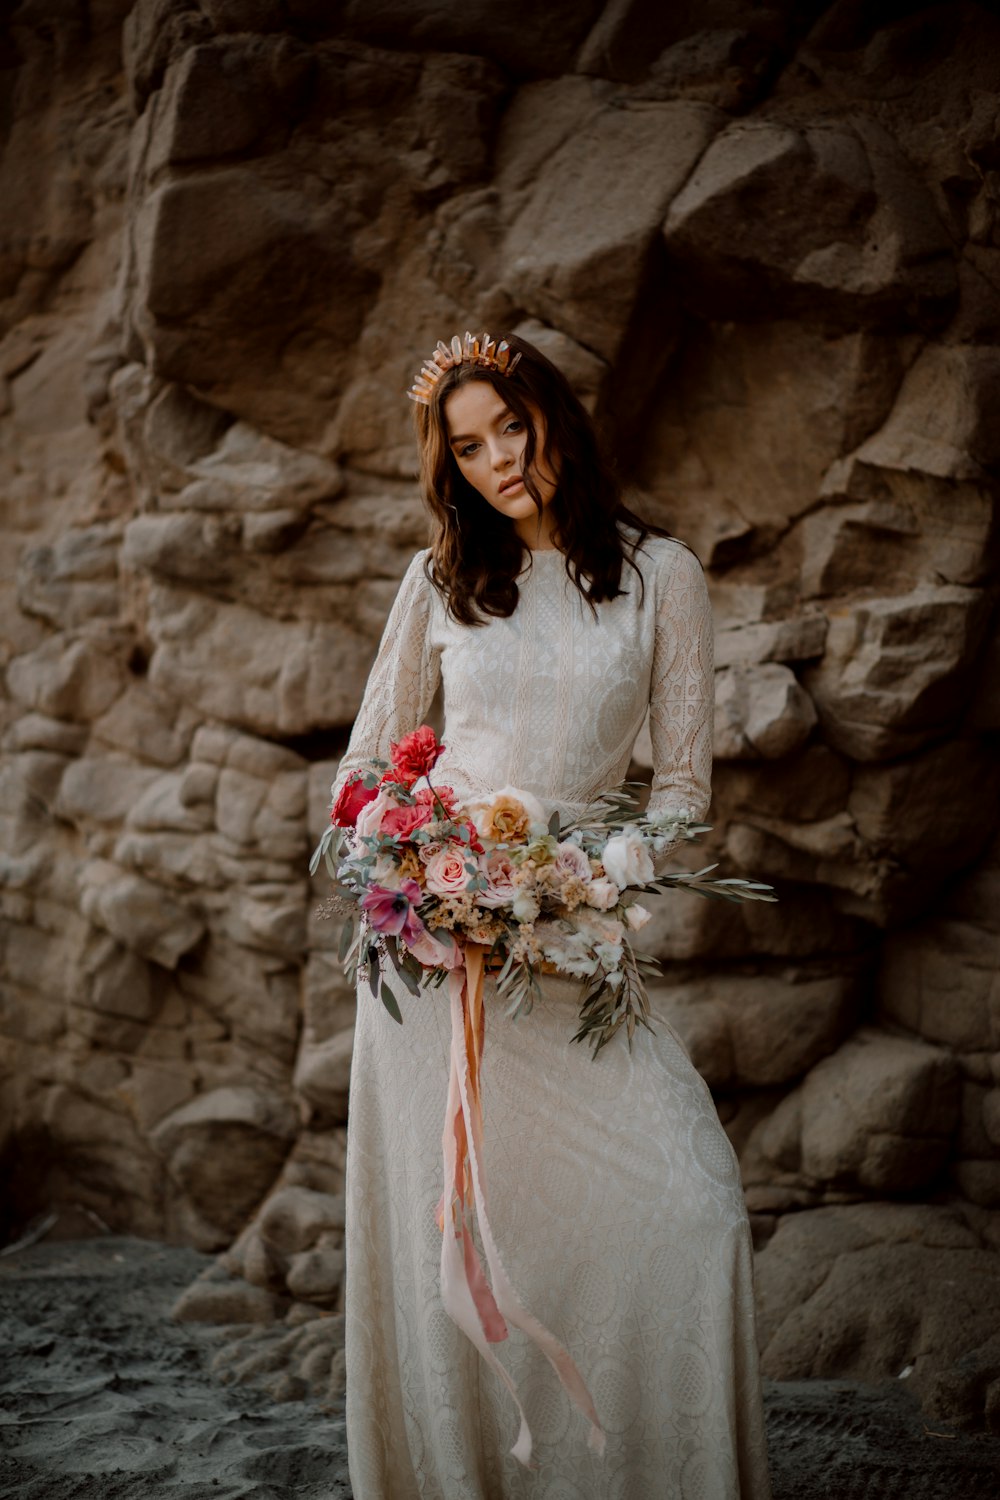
436, 942, 606, 1470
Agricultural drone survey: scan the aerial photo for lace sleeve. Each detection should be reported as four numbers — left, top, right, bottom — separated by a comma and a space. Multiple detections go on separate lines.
647, 542, 714, 828
330, 550, 441, 804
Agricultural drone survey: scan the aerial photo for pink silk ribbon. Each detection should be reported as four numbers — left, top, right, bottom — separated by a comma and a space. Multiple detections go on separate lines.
437, 942, 606, 1470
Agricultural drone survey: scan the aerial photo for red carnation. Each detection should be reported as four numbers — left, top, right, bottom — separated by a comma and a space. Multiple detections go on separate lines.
381, 801, 434, 839
390, 725, 445, 787
330, 772, 379, 828
415, 785, 458, 818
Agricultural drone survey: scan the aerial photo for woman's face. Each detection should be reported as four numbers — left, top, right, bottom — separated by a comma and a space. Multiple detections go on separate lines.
443, 380, 559, 547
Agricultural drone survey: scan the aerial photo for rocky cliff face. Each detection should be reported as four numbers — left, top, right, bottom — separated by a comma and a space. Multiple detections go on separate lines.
1, 0, 999, 1423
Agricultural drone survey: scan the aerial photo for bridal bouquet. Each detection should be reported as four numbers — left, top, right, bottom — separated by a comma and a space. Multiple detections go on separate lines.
311, 725, 776, 1054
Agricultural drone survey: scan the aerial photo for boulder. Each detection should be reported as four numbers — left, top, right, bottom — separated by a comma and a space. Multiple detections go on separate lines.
747, 1028, 959, 1193
90, 683, 199, 767
663, 116, 956, 328
78, 859, 205, 968
17, 523, 120, 629
879, 838, 1000, 1052
150, 1085, 299, 1238
340, 0, 602, 77
172, 1275, 284, 1325
803, 583, 991, 761
638, 322, 903, 563
798, 481, 996, 598
57, 757, 162, 825
148, 35, 314, 173
285, 1240, 345, 1306
293, 1026, 355, 1124
851, 343, 1000, 482
755, 1202, 1000, 1428
146, 584, 374, 735
714, 614, 828, 669
257, 1185, 346, 1257
503, 99, 722, 360
655, 967, 857, 1089
6, 633, 127, 723
714, 663, 817, 760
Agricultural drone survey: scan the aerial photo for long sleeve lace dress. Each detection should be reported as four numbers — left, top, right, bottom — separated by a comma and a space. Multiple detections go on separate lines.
331, 537, 771, 1499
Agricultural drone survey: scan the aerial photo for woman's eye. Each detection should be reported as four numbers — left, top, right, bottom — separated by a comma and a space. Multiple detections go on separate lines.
504, 420, 523, 434
459, 442, 480, 459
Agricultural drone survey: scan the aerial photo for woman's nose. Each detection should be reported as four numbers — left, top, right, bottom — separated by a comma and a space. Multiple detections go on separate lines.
490, 439, 514, 469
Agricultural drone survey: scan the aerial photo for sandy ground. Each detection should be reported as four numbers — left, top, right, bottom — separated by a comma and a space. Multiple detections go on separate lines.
1, 1237, 999, 1499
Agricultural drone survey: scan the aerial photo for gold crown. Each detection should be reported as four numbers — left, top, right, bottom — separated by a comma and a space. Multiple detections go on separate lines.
408, 331, 522, 406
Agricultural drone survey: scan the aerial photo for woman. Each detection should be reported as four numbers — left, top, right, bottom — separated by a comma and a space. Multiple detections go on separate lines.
331, 331, 771, 1498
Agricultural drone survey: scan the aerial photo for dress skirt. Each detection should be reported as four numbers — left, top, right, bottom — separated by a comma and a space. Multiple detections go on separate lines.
344, 968, 772, 1500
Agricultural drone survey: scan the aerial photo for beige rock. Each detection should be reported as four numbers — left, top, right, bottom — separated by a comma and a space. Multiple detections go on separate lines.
258, 1186, 346, 1257
147, 584, 373, 735
284, 1242, 345, 1306
640, 323, 903, 562
854, 344, 1000, 481
113, 830, 224, 891
151, 1085, 298, 1236
879, 845, 1000, 1053
504, 100, 722, 359
754, 1028, 960, 1193
222, 887, 307, 959
801, 476, 995, 596
293, 1026, 354, 1124
655, 969, 856, 1089
127, 772, 214, 833
90, 683, 199, 767
57, 756, 162, 825
172, 1275, 283, 1325
663, 117, 955, 326
78, 859, 205, 968
17, 523, 120, 629
302, 951, 357, 1038
755, 1203, 1000, 1428
2, 714, 88, 757
714, 614, 827, 669
714, 663, 817, 761
6, 633, 126, 722
803, 583, 991, 760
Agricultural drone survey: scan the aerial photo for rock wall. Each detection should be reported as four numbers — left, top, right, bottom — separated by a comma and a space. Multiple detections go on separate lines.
1, 0, 999, 1422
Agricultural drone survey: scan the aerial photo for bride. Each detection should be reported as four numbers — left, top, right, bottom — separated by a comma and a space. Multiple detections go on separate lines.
329, 331, 771, 1498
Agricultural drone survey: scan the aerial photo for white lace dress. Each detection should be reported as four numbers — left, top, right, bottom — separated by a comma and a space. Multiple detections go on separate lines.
332, 538, 771, 1499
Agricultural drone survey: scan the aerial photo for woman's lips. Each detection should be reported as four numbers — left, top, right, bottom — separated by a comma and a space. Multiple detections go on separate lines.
498, 476, 524, 496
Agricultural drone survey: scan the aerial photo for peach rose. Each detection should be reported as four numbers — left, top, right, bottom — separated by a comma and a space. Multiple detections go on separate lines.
479, 851, 517, 909
423, 845, 476, 896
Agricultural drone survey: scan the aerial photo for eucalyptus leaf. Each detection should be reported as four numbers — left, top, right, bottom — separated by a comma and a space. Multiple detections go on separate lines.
379, 983, 404, 1025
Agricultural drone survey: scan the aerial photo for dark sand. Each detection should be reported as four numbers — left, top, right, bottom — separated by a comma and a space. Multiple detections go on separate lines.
1, 1236, 998, 1499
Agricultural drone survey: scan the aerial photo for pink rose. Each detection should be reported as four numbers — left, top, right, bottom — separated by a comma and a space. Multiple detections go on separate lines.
478, 851, 516, 909
553, 841, 591, 881
407, 926, 463, 970
424, 845, 476, 896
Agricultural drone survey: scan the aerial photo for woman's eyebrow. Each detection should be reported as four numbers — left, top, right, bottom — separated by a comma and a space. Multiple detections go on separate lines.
448, 408, 513, 447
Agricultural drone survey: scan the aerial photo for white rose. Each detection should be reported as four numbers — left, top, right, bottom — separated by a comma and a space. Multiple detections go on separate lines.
601, 829, 654, 889
586, 878, 620, 911
624, 903, 651, 931
355, 789, 396, 839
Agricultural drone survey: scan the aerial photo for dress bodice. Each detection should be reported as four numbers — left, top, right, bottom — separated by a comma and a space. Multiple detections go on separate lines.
331, 536, 713, 822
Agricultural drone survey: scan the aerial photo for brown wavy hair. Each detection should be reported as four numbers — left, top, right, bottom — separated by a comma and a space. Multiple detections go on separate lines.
412, 331, 670, 626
